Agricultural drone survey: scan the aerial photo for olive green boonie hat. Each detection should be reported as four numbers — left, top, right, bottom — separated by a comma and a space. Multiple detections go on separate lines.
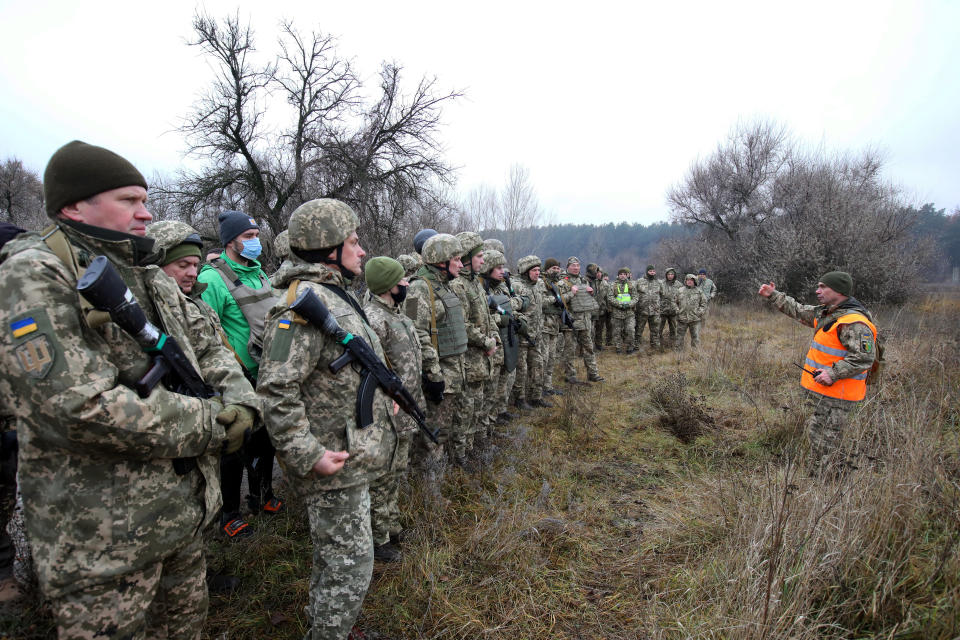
422, 233, 463, 264
288, 199, 359, 251
145, 221, 203, 265
365, 256, 405, 295
517, 254, 541, 275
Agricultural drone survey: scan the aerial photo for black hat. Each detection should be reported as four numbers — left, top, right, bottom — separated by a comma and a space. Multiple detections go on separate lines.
218, 210, 259, 245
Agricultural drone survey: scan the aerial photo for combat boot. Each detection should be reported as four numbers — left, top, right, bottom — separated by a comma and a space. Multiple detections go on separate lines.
374, 542, 403, 563
514, 398, 535, 412
588, 374, 605, 382
531, 397, 554, 408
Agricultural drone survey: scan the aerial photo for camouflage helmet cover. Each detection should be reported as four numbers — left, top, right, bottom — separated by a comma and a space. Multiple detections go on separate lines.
684, 273, 697, 283
396, 253, 420, 276
145, 220, 202, 253
455, 231, 484, 257
421, 233, 464, 264
288, 198, 359, 251
483, 238, 505, 254
479, 249, 505, 274
517, 254, 541, 275
618, 266, 631, 275
274, 229, 290, 260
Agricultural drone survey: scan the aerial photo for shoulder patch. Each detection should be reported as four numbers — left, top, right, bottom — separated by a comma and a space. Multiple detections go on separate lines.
14, 334, 56, 379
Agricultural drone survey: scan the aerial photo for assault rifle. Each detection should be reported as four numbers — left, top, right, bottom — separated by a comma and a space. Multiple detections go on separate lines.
77, 256, 218, 475
289, 289, 438, 444
547, 281, 575, 329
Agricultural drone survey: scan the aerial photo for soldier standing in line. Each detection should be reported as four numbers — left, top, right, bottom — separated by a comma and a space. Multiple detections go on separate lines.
511, 255, 550, 409
758, 273, 878, 475
608, 267, 638, 353
675, 274, 708, 350
397, 253, 420, 279
587, 264, 608, 351
449, 232, 498, 463
479, 249, 523, 426
199, 211, 284, 537
697, 268, 718, 325
258, 199, 397, 639
633, 264, 663, 353
0, 141, 257, 638
406, 234, 468, 467
363, 257, 424, 563
560, 257, 604, 383
602, 269, 614, 347
658, 268, 683, 349
273, 229, 290, 265
537, 258, 567, 397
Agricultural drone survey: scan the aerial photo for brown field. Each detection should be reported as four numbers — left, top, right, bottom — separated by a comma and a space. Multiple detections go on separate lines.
5, 296, 959, 639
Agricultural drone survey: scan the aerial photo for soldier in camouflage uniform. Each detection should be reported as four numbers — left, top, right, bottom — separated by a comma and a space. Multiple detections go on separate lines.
658, 268, 683, 349
538, 258, 566, 396
676, 274, 707, 350
0, 141, 258, 639
406, 234, 468, 466
697, 268, 718, 325
397, 253, 420, 279
364, 257, 424, 563
758, 272, 878, 475
511, 255, 549, 408
633, 265, 662, 352
258, 199, 398, 639
479, 249, 523, 426
587, 264, 608, 351
450, 232, 499, 459
559, 257, 603, 382
608, 267, 637, 353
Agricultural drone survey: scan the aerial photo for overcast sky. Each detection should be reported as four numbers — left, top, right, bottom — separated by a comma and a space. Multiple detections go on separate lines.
1, 0, 958, 225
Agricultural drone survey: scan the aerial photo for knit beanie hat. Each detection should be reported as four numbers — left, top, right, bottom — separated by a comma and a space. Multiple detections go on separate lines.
43, 140, 147, 217
646, 264, 655, 272
218, 210, 259, 245
567, 256, 580, 266
543, 258, 559, 270
365, 256, 405, 295
819, 271, 853, 297
586, 262, 598, 276
618, 267, 631, 275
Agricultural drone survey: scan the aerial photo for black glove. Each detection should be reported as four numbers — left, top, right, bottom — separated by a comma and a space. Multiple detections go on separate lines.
422, 375, 445, 404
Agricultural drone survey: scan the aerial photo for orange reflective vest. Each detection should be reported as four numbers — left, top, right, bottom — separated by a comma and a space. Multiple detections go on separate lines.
800, 312, 877, 402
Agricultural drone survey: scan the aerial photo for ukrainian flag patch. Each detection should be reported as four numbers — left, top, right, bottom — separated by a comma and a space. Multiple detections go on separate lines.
278, 319, 292, 330
11, 317, 38, 338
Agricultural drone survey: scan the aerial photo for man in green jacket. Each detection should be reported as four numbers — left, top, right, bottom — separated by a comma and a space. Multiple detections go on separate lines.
198, 211, 283, 536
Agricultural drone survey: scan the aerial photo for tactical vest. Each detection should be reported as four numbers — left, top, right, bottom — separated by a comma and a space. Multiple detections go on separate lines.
209, 258, 279, 364
421, 276, 468, 358
801, 312, 877, 402
567, 278, 599, 313
615, 282, 633, 303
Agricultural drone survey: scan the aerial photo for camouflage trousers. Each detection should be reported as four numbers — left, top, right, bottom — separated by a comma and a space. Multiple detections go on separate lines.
659, 313, 678, 348
451, 385, 482, 460
411, 392, 460, 467
634, 312, 661, 349
610, 311, 635, 351
513, 343, 544, 403
804, 392, 856, 472
480, 365, 502, 437
593, 314, 608, 349
304, 485, 373, 640
675, 321, 701, 350
370, 432, 412, 545
53, 535, 207, 640
499, 366, 517, 407
538, 332, 560, 391
562, 329, 599, 379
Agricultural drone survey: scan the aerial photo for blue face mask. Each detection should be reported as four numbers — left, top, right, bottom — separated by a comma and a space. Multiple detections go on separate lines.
239, 237, 262, 260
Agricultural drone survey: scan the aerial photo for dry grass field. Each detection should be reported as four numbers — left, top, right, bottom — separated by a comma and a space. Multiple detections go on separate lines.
5, 294, 959, 639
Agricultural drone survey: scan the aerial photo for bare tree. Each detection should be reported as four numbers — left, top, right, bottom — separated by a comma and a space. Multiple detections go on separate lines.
0, 158, 45, 230
169, 12, 461, 257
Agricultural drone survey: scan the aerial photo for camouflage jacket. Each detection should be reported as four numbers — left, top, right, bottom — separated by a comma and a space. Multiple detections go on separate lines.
538, 276, 564, 336
698, 277, 717, 300
483, 277, 521, 364
559, 274, 595, 330
660, 278, 683, 315
258, 258, 398, 492
364, 293, 424, 434
769, 291, 876, 381
587, 275, 607, 315
634, 275, 662, 315
512, 273, 544, 346
0, 221, 257, 599
677, 285, 707, 323
607, 279, 638, 314
450, 271, 497, 383
406, 265, 466, 393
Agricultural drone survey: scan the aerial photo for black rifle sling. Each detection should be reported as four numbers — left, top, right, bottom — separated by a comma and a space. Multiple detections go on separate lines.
318, 282, 370, 325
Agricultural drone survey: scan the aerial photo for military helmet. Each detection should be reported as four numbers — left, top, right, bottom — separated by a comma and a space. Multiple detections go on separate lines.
145, 221, 202, 252
397, 253, 419, 276
618, 266, 631, 275
288, 199, 359, 251
684, 273, 697, 284
483, 238, 505, 254
455, 231, 484, 258
567, 256, 580, 265
665, 267, 676, 278
421, 233, 463, 264
517, 254, 541, 275
479, 249, 505, 274
274, 230, 290, 260
413, 228, 438, 254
